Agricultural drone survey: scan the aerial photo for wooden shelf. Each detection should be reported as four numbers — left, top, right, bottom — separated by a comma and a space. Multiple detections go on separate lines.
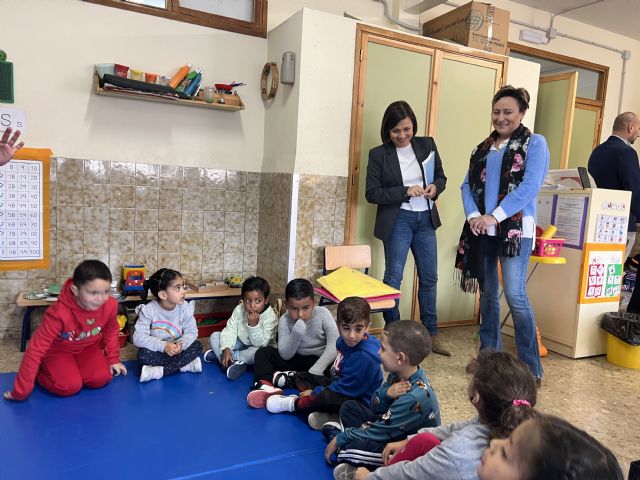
92, 72, 244, 112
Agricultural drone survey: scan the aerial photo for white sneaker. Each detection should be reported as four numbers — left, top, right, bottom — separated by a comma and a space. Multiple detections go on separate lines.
272, 370, 297, 388
266, 394, 298, 413
180, 357, 202, 373
140, 365, 163, 383
226, 360, 247, 380
308, 411, 340, 430
333, 463, 357, 480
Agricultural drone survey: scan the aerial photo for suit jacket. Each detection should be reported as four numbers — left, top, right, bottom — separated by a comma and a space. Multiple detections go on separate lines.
365, 136, 447, 242
588, 135, 640, 228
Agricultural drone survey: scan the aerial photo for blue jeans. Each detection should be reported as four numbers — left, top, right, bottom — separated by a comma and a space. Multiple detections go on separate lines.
479, 237, 543, 379
382, 209, 438, 335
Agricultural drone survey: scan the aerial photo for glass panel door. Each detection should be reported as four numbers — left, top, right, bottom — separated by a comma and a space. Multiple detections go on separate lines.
426, 52, 502, 324
568, 105, 599, 169
353, 36, 433, 324
534, 72, 578, 169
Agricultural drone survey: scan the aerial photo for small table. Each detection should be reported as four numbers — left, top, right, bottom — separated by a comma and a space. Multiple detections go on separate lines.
16, 288, 242, 352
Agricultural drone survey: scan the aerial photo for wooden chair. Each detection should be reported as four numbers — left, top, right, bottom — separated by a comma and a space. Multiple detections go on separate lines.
318, 245, 395, 334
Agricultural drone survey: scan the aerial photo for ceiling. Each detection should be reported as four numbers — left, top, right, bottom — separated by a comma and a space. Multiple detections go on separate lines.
510, 0, 640, 41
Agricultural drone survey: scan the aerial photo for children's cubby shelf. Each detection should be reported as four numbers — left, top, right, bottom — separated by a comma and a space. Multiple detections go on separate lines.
92, 72, 244, 112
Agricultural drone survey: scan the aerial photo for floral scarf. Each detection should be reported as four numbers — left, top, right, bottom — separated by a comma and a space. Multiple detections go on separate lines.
455, 123, 532, 293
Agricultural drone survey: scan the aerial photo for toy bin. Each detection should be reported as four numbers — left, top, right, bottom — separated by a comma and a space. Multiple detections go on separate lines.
606, 333, 640, 369
534, 238, 565, 257
195, 312, 230, 338
601, 312, 640, 369
118, 331, 128, 348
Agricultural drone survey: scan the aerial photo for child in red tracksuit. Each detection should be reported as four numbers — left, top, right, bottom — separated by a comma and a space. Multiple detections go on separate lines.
4, 260, 127, 401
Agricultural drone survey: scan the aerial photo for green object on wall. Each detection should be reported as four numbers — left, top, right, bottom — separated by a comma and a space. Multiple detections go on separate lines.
0, 49, 14, 104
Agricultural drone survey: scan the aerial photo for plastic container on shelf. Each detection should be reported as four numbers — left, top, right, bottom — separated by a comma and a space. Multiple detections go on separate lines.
169, 63, 192, 89
194, 312, 230, 338
534, 237, 565, 257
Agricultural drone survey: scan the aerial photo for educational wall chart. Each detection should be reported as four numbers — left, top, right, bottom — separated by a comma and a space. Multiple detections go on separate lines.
581, 248, 623, 302
594, 199, 628, 244
0, 160, 43, 260
554, 195, 588, 248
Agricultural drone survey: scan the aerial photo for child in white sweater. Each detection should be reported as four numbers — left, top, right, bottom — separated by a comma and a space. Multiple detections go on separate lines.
204, 276, 278, 380
133, 268, 202, 382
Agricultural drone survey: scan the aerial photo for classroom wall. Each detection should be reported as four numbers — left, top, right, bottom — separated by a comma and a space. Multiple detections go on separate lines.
419, 0, 640, 145
0, 0, 267, 171
4, 0, 640, 337
262, 9, 303, 174
295, 9, 356, 177
268, 0, 640, 148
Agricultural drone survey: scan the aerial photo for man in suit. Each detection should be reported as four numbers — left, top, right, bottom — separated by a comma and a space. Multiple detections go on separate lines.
588, 111, 640, 259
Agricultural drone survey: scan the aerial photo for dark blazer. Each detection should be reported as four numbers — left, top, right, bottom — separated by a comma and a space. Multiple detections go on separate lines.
365, 136, 447, 242
588, 135, 640, 228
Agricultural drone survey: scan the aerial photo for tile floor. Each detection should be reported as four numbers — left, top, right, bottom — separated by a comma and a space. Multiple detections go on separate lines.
1, 325, 638, 477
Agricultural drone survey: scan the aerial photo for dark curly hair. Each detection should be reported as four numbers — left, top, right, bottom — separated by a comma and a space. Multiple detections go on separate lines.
380, 100, 418, 144
142, 268, 182, 300
492, 85, 530, 112
523, 415, 623, 480
466, 350, 537, 438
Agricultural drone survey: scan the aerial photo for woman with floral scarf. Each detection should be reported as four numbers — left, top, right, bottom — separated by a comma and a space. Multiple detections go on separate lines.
456, 86, 549, 384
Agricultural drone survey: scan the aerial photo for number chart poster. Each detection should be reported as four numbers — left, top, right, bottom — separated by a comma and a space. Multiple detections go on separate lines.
0, 148, 51, 271
579, 244, 625, 304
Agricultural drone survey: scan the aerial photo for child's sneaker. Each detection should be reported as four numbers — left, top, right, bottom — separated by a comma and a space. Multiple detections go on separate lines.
140, 365, 163, 383
272, 370, 297, 388
247, 381, 284, 408
266, 394, 298, 413
333, 463, 357, 480
226, 360, 247, 380
321, 421, 344, 442
180, 357, 202, 373
308, 411, 340, 430
203, 350, 217, 363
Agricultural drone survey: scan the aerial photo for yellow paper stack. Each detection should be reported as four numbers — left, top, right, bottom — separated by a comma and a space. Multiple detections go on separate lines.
317, 267, 400, 301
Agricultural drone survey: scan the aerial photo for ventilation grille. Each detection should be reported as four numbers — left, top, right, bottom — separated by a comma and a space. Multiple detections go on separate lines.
0, 62, 14, 103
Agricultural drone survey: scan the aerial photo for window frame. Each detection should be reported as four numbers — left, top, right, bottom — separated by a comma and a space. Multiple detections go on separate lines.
508, 42, 608, 145
82, 0, 268, 38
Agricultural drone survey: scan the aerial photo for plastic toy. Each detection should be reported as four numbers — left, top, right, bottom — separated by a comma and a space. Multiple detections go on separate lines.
122, 264, 146, 296
215, 81, 246, 94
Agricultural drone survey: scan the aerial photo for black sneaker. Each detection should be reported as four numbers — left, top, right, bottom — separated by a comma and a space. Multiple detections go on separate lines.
226, 361, 247, 380
321, 421, 344, 442
272, 370, 296, 389
203, 350, 217, 363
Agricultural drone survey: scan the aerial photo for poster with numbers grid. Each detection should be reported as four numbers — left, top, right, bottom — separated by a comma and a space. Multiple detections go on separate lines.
0, 148, 51, 271
0, 160, 42, 260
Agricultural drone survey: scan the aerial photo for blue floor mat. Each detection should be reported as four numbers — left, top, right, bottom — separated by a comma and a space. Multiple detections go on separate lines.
0, 361, 334, 479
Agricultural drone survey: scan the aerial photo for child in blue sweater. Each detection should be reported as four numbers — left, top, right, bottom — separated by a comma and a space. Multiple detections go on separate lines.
266, 296, 383, 429
326, 320, 440, 475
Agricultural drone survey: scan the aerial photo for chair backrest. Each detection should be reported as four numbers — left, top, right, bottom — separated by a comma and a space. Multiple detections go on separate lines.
324, 245, 372, 272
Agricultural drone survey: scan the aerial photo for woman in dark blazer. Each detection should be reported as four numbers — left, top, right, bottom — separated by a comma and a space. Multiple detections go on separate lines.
365, 101, 449, 356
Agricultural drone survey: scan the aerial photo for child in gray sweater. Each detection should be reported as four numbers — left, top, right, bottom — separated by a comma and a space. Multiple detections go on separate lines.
133, 268, 202, 383
346, 351, 538, 480
247, 278, 339, 408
